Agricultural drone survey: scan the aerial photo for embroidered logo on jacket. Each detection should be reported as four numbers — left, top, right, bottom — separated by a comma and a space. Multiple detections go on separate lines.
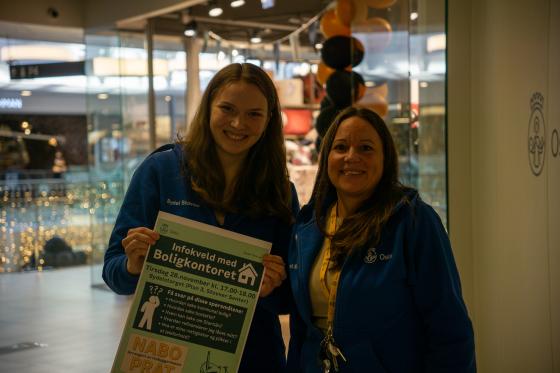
364, 247, 377, 263
166, 199, 200, 207
364, 247, 392, 264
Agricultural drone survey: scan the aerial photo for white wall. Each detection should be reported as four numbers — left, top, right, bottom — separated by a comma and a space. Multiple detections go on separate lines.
448, 0, 560, 371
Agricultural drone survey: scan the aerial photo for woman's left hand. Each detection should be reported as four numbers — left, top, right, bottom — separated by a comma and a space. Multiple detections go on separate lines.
259, 254, 287, 297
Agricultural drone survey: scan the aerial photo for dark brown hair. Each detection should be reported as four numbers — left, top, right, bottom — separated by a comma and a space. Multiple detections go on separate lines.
312, 106, 407, 268
180, 63, 292, 223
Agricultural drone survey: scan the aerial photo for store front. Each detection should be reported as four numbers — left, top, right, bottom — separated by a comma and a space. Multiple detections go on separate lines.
1, 0, 447, 288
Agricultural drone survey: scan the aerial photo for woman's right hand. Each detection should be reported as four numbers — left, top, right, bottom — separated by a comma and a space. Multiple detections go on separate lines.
121, 227, 160, 275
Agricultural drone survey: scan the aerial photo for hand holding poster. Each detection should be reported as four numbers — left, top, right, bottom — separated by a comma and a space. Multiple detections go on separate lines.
111, 211, 271, 373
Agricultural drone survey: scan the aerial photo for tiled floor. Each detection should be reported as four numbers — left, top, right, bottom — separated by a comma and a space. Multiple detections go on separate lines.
0, 266, 132, 373
0, 265, 290, 373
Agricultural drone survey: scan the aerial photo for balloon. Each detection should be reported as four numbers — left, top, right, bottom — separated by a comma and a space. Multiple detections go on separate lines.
356, 91, 389, 117
320, 95, 334, 111
315, 105, 340, 138
336, 0, 354, 26
353, 17, 392, 52
316, 62, 335, 86
321, 36, 365, 69
365, 0, 397, 9
370, 82, 388, 98
320, 9, 350, 38
326, 70, 366, 108
352, 0, 369, 24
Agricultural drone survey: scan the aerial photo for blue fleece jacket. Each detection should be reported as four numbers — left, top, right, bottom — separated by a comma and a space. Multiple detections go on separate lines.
103, 143, 299, 373
287, 189, 475, 373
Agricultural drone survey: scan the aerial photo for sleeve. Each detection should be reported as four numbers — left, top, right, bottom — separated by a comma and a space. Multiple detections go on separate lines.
102, 157, 161, 295
286, 292, 306, 373
407, 202, 476, 372
257, 182, 300, 314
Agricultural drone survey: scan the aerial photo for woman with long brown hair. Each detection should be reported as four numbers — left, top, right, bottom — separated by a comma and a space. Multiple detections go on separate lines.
103, 63, 299, 372
287, 107, 475, 372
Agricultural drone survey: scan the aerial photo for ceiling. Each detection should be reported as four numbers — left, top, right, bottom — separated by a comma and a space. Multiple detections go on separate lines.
120, 0, 330, 48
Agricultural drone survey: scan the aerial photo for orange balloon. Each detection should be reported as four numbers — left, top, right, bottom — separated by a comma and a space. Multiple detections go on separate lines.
356, 81, 366, 101
336, 0, 354, 26
365, 0, 397, 9
353, 17, 392, 51
352, 0, 369, 24
316, 62, 335, 86
320, 9, 351, 38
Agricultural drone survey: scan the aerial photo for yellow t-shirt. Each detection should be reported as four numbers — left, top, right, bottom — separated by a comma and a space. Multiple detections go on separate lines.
308, 204, 342, 331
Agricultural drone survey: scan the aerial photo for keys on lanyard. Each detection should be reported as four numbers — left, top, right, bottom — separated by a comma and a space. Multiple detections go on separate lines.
320, 328, 347, 372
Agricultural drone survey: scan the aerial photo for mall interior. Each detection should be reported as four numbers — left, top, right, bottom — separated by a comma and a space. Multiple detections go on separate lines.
0, 0, 558, 372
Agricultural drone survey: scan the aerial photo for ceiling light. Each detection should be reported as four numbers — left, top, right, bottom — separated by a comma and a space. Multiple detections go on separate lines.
230, 0, 245, 7
184, 21, 197, 37
261, 0, 275, 9
21, 90, 32, 97
420, 81, 429, 88
21, 121, 29, 129
410, 12, 419, 21
314, 43, 323, 50
97, 93, 109, 100
250, 35, 262, 44
208, 1, 223, 17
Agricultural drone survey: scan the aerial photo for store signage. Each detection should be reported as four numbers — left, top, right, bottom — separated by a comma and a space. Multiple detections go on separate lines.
9, 61, 85, 80
527, 92, 560, 175
0, 97, 22, 109
528, 92, 545, 176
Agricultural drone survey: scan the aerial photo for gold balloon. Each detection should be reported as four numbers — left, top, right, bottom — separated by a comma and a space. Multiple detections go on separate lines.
320, 9, 351, 38
353, 17, 392, 52
357, 89, 389, 117
370, 82, 388, 98
336, 0, 354, 26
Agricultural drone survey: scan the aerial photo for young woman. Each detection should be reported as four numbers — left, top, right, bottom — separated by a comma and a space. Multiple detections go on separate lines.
287, 107, 475, 372
103, 63, 299, 373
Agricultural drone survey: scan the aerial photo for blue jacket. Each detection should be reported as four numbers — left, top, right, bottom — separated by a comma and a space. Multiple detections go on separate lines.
103, 143, 299, 373
287, 189, 475, 373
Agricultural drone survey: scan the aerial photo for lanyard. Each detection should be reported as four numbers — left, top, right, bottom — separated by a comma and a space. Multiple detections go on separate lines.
318, 203, 348, 372
319, 203, 342, 330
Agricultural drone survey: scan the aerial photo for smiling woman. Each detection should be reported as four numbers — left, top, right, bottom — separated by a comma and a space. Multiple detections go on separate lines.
103, 63, 300, 373
287, 106, 476, 373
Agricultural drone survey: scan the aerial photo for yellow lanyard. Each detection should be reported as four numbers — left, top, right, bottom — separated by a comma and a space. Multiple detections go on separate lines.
319, 204, 342, 330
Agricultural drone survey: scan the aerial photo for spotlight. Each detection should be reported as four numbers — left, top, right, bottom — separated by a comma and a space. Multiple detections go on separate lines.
250, 31, 262, 44
184, 21, 197, 37
230, 0, 245, 7
208, 1, 223, 17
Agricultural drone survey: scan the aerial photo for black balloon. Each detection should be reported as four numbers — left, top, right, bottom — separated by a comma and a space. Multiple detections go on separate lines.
315, 105, 340, 138
326, 70, 365, 108
321, 36, 365, 69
